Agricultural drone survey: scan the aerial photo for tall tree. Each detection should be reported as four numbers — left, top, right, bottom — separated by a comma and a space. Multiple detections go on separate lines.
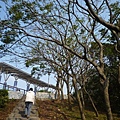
0, 0, 120, 120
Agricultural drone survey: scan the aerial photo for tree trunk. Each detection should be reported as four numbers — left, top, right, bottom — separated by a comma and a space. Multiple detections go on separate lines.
83, 87, 99, 118
103, 79, 113, 120
66, 74, 72, 110
118, 60, 120, 84
60, 79, 64, 100
55, 79, 60, 99
73, 76, 86, 120
66, 81, 72, 110
97, 61, 113, 120
80, 90, 85, 108
60, 88, 64, 100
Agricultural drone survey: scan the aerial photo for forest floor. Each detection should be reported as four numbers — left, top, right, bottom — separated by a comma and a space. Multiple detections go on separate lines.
0, 99, 120, 120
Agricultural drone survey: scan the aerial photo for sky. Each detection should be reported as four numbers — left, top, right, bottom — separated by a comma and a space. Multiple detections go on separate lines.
0, 2, 64, 93
0, 1, 57, 92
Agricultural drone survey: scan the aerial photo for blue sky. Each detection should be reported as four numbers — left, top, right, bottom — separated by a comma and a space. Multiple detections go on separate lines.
0, 1, 56, 91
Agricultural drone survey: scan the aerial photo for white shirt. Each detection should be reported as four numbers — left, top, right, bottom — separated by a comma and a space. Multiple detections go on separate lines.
25, 91, 35, 104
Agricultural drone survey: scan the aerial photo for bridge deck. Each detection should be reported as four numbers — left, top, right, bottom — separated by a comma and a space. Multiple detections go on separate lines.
0, 62, 57, 89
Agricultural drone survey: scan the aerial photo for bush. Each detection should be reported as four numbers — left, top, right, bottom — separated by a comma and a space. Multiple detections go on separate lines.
39, 90, 51, 93
0, 89, 9, 108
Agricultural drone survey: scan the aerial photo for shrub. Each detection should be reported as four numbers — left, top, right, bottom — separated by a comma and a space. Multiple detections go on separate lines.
0, 89, 9, 108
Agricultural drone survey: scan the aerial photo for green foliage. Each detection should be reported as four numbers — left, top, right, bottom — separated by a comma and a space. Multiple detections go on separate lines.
110, 2, 120, 17
25, 58, 39, 67
0, 20, 18, 44
85, 65, 120, 113
0, 44, 5, 50
108, 69, 120, 113
85, 41, 120, 113
85, 72, 106, 112
103, 43, 119, 67
1, 35, 15, 44
38, 90, 51, 93
72, 24, 78, 30
44, 3, 53, 12
0, 89, 8, 96
99, 28, 106, 36
0, 90, 9, 108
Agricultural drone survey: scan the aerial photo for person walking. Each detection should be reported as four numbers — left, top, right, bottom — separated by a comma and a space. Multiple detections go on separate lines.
25, 88, 35, 118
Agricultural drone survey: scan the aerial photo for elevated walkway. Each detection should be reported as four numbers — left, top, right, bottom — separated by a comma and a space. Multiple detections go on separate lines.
0, 62, 57, 91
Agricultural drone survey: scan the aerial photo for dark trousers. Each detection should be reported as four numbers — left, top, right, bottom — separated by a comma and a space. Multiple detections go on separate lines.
25, 102, 33, 116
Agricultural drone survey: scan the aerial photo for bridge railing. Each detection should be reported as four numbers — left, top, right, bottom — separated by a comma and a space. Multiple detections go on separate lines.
0, 83, 26, 94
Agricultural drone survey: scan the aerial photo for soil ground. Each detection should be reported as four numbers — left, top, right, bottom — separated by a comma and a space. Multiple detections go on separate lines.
0, 99, 120, 120
0, 99, 19, 120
